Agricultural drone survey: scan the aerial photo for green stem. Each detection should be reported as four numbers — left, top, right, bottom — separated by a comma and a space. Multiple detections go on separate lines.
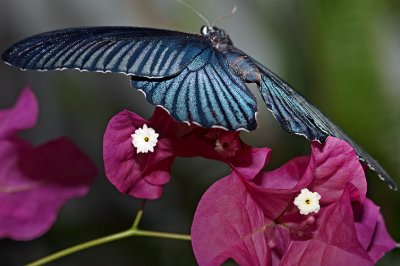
135, 229, 191, 241
26, 229, 191, 266
25, 200, 191, 266
26, 229, 135, 266
131, 200, 146, 229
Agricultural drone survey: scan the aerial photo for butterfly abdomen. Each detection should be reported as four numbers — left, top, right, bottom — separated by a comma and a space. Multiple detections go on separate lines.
222, 48, 261, 83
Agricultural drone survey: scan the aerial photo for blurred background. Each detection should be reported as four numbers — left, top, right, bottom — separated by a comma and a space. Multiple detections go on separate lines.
0, 0, 399, 265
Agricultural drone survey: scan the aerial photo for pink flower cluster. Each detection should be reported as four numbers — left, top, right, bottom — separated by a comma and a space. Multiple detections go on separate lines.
103, 108, 270, 199
103, 107, 397, 265
1, 88, 396, 265
191, 137, 396, 265
0, 87, 97, 240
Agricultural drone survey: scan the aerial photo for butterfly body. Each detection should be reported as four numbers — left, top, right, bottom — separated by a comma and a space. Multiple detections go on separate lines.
1, 25, 397, 190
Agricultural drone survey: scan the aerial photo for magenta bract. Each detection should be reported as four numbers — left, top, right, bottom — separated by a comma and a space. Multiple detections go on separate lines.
0, 87, 97, 240
103, 108, 270, 199
191, 137, 396, 265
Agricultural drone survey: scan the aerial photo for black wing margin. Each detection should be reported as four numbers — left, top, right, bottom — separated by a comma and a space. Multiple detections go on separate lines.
257, 64, 397, 190
1, 26, 208, 78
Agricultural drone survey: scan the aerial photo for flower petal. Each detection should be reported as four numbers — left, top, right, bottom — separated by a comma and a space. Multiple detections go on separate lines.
280, 184, 373, 266
253, 137, 367, 209
254, 156, 310, 189
227, 145, 271, 180
309, 137, 367, 203
191, 173, 270, 266
354, 199, 397, 262
175, 129, 271, 180
103, 110, 175, 199
0, 87, 38, 139
0, 137, 97, 240
150, 107, 193, 137
246, 155, 316, 221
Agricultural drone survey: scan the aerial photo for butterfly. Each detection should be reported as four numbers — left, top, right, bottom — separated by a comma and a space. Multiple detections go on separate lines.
1, 25, 397, 190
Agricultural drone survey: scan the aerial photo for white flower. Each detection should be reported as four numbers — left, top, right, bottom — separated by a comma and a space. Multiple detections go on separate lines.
131, 124, 159, 153
293, 188, 321, 215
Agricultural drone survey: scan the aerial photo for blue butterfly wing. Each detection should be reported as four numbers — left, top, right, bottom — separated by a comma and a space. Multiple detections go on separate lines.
257, 64, 397, 190
132, 48, 258, 131
1, 27, 209, 78
3, 25, 396, 189
3, 26, 257, 130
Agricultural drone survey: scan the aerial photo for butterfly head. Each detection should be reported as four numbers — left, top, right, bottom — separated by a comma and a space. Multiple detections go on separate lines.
201, 26, 233, 46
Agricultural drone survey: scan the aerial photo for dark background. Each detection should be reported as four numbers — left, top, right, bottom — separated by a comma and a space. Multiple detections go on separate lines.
0, 0, 399, 265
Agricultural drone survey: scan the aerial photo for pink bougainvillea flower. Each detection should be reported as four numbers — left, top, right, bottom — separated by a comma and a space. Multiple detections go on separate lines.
353, 198, 397, 262
103, 107, 270, 200
103, 109, 175, 200
191, 137, 396, 266
0, 87, 38, 138
191, 172, 269, 266
0, 87, 97, 240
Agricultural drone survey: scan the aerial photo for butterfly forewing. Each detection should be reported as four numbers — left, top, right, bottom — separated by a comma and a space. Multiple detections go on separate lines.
1, 27, 209, 78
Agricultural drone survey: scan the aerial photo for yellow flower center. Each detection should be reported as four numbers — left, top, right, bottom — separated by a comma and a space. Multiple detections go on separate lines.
305, 199, 311, 205
144, 137, 149, 142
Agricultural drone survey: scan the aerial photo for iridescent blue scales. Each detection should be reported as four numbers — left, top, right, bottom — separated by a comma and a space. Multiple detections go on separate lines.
1, 26, 397, 190
133, 48, 257, 130
1, 27, 207, 77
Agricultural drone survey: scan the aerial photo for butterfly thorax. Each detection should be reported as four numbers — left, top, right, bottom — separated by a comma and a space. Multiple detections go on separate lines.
201, 26, 233, 49
200, 25, 260, 82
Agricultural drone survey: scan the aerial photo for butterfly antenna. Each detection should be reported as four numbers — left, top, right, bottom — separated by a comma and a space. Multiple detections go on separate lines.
176, 0, 211, 27
212, 6, 237, 26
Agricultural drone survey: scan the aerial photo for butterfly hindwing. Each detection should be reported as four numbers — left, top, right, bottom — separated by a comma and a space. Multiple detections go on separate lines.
132, 48, 258, 131
1, 27, 209, 78
258, 66, 397, 190
259, 72, 328, 142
